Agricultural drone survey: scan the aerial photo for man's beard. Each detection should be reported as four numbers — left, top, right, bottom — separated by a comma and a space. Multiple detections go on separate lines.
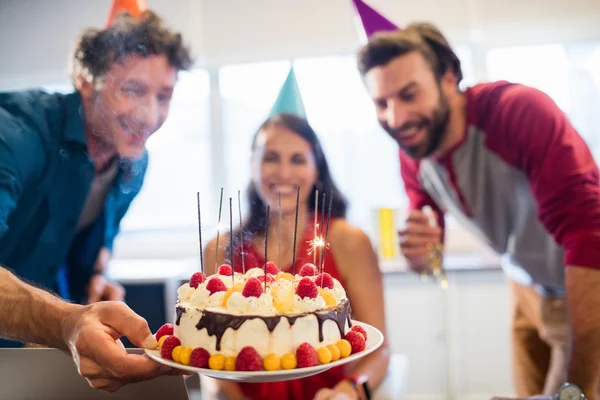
382, 94, 450, 160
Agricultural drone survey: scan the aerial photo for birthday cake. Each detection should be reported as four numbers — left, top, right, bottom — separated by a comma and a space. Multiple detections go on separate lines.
154, 262, 368, 371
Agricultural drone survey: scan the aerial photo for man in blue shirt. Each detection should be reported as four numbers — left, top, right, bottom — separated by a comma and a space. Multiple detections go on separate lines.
0, 10, 193, 345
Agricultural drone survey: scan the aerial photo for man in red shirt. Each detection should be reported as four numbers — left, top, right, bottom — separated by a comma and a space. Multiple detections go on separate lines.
357, 22, 600, 399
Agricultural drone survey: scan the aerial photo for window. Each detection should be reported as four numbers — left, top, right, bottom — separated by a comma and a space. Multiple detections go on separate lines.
486, 43, 600, 162
566, 41, 600, 161
486, 44, 571, 113
119, 69, 212, 232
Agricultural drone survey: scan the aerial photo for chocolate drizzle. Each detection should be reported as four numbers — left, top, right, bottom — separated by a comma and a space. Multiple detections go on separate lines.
189, 300, 352, 351
175, 306, 186, 325
315, 300, 352, 342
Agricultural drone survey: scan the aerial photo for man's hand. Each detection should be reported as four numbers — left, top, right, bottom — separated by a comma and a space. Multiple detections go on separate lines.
87, 274, 125, 303
398, 210, 442, 274
61, 301, 178, 392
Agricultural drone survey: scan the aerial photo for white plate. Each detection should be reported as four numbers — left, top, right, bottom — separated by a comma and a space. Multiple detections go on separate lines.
145, 320, 383, 382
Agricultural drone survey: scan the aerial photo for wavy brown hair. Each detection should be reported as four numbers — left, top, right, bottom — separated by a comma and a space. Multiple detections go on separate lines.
357, 22, 463, 86
71, 10, 193, 84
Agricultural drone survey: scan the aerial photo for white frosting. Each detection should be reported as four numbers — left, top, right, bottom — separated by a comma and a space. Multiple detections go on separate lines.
177, 283, 195, 301
328, 280, 348, 303
270, 278, 293, 294
294, 294, 327, 313
226, 292, 276, 316
244, 267, 266, 279
206, 291, 226, 310
188, 287, 210, 307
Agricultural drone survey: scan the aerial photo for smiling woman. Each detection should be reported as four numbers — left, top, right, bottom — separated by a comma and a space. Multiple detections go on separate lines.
202, 113, 390, 400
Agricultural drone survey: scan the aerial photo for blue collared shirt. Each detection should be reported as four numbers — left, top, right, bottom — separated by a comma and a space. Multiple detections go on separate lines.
0, 89, 147, 296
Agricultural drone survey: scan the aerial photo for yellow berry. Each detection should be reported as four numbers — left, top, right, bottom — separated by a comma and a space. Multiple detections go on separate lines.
277, 272, 294, 281
317, 288, 337, 307
157, 335, 168, 349
274, 293, 294, 313
336, 339, 352, 358
171, 346, 183, 363
225, 356, 236, 371
209, 354, 226, 370
281, 353, 297, 369
317, 347, 332, 364
179, 347, 193, 366
327, 344, 341, 362
263, 353, 281, 371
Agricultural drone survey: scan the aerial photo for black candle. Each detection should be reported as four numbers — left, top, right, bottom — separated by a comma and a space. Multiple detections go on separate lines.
264, 205, 270, 291
215, 187, 224, 270
238, 190, 245, 274
319, 192, 326, 269
292, 186, 300, 275
229, 197, 234, 285
196, 192, 203, 273
321, 189, 334, 274
278, 191, 282, 266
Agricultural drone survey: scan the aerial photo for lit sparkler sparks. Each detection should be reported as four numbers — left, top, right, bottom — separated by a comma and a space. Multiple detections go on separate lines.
307, 236, 328, 255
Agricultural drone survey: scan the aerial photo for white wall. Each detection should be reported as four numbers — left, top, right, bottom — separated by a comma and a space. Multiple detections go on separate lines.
1, 0, 599, 85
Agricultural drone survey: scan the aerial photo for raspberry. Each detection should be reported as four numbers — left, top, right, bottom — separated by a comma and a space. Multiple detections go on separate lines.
299, 263, 318, 277
256, 274, 275, 285
217, 264, 233, 276
350, 325, 368, 341
235, 346, 262, 371
189, 347, 210, 368
189, 272, 207, 288
345, 330, 366, 354
296, 342, 318, 368
295, 277, 318, 299
160, 335, 181, 360
266, 261, 279, 275
242, 277, 264, 298
206, 277, 227, 294
315, 273, 334, 289
155, 323, 174, 341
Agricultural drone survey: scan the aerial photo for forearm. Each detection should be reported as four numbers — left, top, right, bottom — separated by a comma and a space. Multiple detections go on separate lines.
95, 247, 111, 274
214, 379, 247, 400
565, 266, 600, 399
347, 345, 390, 390
0, 267, 80, 351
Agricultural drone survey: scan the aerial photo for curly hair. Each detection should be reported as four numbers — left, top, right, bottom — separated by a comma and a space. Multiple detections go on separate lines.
71, 10, 193, 85
357, 22, 463, 86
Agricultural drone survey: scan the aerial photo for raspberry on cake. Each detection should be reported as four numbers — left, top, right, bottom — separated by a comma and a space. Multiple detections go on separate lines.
217, 264, 233, 276
160, 335, 181, 360
206, 277, 227, 294
189, 272, 207, 288
155, 323, 174, 341
265, 261, 279, 275
298, 263, 318, 277
315, 273, 334, 289
344, 330, 366, 353
350, 325, 368, 340
236, 346, 262, 371
242, 277, 263, 298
